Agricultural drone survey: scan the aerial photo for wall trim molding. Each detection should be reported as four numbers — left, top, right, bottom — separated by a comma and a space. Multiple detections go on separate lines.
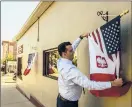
16, 85, 45, 107
16, 85, 29, 100
30, 94, 45, 107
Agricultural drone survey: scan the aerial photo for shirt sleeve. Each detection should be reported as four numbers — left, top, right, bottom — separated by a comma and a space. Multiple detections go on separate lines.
67, 67, 111, 90
72, 38, 82, 52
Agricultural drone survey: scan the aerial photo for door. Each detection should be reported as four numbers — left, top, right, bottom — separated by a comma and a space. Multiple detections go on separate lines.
17, 57, 22, 80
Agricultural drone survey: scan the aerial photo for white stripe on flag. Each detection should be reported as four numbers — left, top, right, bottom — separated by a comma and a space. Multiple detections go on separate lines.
97, 28, 108, 56
114, 51, 120, 78
116, 51, 120, 78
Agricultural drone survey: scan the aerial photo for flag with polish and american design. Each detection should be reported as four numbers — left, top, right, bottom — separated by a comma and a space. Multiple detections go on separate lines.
88, 15, 131, 97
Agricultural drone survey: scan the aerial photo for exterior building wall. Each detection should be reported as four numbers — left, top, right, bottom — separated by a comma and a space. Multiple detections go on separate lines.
2, 41, 9, 59
2, 41, 17, 60
16, 2, 131, 107
13, 42, 17, 60
9, 45, 13, 55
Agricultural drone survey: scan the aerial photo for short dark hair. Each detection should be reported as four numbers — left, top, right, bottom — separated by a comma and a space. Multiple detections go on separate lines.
58, 42, 72, 56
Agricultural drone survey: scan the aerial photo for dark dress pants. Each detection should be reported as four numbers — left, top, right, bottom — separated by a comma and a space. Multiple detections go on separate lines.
57, 94, 78, 107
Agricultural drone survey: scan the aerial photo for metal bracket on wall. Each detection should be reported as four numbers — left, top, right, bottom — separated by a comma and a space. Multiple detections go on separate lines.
97, 11, 108, 23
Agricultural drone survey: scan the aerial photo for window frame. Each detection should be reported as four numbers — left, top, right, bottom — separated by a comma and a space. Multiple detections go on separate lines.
43, 47, 58, 80
43, 47, 78, 80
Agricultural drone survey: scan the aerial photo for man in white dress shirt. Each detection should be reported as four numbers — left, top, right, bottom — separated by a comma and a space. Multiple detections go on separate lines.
57, 33, 123, 107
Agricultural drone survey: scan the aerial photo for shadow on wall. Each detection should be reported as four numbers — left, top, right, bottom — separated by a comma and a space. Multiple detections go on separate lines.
87, 92, 103, 107
35, 53, 39, 74
120, 20, 131, 81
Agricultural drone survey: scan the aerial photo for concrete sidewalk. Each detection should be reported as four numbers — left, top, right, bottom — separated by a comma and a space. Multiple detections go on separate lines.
1, 73, 35, 107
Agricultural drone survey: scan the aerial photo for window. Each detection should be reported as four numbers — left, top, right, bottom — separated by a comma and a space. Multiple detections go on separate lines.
43, 48, 77, 80
43, 48, 59, 80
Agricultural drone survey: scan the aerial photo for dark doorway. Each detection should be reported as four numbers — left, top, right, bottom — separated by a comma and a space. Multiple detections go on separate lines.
17, 57, 22, 80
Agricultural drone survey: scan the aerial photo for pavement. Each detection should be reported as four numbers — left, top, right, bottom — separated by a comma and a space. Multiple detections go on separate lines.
1, 72, 36, 107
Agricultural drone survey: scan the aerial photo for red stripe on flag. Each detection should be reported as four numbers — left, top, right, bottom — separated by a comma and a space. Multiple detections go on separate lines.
96, 29, 103, 53
90, 73, 132, 97
109, 52, 118, 63
23, 68, 31, 76
92, 32, 98, 44
90, 82, 132, 97
114, 68, 117, 78
108, 55, 113, 61
115, 53, 117, 58
90, 73, 116, 81
88, 33, 91, 37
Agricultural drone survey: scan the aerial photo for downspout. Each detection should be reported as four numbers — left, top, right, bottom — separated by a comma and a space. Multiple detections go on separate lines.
37, 17, 40, 42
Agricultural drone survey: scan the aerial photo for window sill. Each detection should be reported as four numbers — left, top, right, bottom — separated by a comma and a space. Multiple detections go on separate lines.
44, 75, 58, 80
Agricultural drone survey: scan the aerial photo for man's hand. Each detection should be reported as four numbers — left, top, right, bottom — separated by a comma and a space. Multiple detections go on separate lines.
80, 33, 89, 38
111, 78, 123, 87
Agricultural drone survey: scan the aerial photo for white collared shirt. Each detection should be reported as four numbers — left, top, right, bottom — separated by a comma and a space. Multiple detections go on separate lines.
57, 38, 111, 101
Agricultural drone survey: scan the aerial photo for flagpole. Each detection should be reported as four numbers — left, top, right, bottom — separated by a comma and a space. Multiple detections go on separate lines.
100, 10, 129, 17
120, 10, 129, 17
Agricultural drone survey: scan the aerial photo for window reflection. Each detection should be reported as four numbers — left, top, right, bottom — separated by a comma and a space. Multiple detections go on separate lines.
43, 48, 77, 80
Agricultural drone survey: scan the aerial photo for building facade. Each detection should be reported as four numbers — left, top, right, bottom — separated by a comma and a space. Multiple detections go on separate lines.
14, 2, 132, 107
2, 41, 17, 60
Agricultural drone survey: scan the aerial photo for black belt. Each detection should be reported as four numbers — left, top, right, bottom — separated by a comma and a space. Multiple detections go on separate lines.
58, 93, 69, 101
58, 93, 78, 102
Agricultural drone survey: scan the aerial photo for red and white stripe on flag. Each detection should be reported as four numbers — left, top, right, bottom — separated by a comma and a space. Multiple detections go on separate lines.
88, 16, 131, 97
23, 53, 36, 76
23, 63, 32, 76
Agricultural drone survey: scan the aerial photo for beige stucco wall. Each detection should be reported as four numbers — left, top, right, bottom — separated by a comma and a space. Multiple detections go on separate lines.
17, 2, 131, 107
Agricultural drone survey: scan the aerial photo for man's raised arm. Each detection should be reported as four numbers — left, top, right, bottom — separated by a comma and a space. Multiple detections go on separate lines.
72, 33, 88, 52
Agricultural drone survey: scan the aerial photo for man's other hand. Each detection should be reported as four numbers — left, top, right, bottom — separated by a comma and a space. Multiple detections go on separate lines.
111, 78, 123, 87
